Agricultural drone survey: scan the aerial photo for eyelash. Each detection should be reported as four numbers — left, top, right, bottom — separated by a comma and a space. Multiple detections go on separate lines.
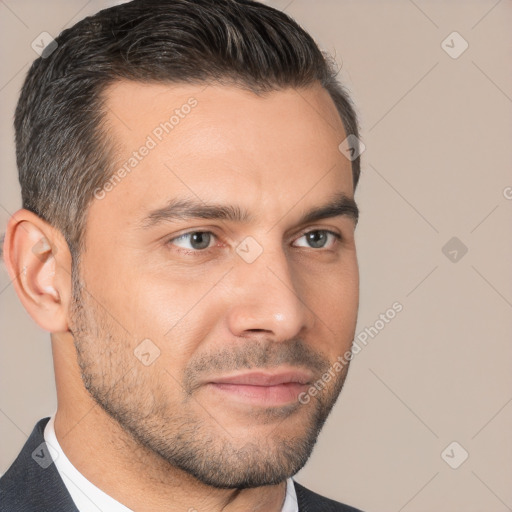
166, 229, 342, 256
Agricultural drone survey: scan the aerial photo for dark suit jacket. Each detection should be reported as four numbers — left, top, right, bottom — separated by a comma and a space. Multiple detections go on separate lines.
0, 417, 363, 511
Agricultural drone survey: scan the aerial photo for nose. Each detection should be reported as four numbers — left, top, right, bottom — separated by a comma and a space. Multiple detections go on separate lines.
225, 244, 316, 342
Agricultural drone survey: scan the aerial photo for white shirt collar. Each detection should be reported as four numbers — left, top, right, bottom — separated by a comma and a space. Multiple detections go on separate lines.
44, 412, 298, 512
282, 475, 299, 512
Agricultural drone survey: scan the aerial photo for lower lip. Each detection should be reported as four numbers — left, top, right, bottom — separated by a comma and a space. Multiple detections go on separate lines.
207, 382, 309, 406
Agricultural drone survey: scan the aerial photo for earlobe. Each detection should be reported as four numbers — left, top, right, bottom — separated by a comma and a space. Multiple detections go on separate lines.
3, 209, 72, 333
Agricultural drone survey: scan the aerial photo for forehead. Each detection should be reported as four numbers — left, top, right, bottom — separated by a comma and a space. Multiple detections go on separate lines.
92, 80, 352, 228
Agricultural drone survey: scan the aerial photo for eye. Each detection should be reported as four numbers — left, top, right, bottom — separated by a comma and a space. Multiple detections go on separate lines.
293, 229, 341, 249
167, 228, 341, 255
168, 231, 216, 251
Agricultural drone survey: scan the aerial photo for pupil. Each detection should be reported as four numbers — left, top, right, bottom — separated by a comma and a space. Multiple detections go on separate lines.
192, 232, 210, 249
308, 231, 326, 248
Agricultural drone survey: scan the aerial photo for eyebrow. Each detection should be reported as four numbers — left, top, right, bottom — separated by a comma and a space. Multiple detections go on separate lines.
138, 192, 359, 230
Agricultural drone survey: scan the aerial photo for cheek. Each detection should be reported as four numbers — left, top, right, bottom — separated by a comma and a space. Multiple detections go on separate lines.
120, 272, 220, 367
308, 253, 358, 301
305, 258, 359, 346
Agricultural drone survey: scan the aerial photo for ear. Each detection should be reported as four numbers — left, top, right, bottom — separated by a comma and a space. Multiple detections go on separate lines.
2, 209, 73, 333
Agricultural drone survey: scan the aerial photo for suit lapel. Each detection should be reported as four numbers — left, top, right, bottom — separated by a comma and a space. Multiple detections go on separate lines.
0, 417, 79, 512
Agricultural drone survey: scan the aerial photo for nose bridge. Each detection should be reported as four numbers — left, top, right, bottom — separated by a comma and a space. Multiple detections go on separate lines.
226, 238, 314, 340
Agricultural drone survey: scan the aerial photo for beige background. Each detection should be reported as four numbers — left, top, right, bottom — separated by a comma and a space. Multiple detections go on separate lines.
1, 1, 511, 511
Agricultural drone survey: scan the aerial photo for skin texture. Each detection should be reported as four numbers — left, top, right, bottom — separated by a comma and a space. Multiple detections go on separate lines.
4, 81, 359, 512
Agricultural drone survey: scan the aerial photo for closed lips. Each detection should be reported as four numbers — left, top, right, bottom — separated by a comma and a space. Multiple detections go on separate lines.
208, 370, 313, 386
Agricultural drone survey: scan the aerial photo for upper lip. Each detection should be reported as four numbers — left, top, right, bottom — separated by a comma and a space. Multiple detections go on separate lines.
208, 369, 313, 386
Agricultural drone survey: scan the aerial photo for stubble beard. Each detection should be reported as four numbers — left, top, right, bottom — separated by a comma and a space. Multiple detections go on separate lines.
68, 265, 351, 488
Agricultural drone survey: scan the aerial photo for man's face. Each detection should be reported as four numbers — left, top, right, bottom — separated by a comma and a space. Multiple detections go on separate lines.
69, 81, 359, 488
